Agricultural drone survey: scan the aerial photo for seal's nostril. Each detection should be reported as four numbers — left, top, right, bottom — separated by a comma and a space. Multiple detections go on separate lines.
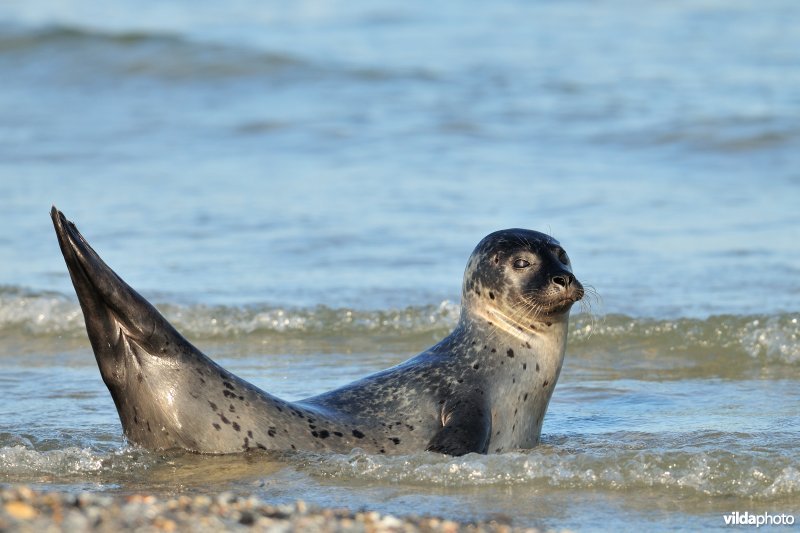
552, 273, 574, 288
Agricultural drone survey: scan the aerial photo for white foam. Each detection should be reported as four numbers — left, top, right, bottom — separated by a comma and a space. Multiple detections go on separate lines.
300, 446, 800, 499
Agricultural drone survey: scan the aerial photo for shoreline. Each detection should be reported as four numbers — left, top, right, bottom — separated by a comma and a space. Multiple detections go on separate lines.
1, 486, 545, 532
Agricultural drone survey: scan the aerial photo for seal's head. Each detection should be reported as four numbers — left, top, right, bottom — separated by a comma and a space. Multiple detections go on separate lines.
462, 229, 584, 327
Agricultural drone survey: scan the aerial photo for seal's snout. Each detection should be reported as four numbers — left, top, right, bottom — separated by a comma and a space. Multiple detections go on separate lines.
551, 271, 584, 304
552, 272, 575, 288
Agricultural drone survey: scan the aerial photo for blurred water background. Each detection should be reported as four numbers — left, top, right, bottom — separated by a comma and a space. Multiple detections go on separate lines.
1, 0, 798, 530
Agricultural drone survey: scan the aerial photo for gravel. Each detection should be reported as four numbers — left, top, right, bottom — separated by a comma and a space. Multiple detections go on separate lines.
0, 486, 545, 532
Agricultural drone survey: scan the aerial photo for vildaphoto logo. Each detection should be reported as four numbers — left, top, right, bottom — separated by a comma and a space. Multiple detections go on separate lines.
723, 511, 795, 527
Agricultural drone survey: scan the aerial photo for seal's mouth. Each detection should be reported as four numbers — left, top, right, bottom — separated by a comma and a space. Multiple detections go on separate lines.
539, 279, 584, 316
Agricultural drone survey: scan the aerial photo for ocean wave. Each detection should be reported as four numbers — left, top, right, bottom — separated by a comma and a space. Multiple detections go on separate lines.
0, 444, 153, 482
0, 24, 303, 79
569, 313, 800, 364
299, 439, 800, 499
0, 24, 436, 83
3, 437, 796, 501
603, 116, 799, 153
1, 286, 798, 363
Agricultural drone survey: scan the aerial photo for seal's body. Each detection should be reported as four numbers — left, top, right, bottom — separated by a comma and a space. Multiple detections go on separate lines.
52, 207, 583, 456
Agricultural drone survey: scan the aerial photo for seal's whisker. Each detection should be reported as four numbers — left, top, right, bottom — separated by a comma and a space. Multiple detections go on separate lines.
574, 284, 601, 338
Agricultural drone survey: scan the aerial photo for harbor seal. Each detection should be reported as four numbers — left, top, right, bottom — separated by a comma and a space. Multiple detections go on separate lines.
51, 207, 583, 456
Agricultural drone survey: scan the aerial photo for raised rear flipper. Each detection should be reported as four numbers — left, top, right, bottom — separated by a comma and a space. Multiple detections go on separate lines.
51, 207, 201, 378
52, 207, 297, 451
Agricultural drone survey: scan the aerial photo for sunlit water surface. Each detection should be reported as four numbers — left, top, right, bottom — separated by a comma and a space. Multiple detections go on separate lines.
1, 0, 799, 530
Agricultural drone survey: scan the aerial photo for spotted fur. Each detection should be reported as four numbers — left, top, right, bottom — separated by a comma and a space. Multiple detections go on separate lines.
52, 209, 583, 456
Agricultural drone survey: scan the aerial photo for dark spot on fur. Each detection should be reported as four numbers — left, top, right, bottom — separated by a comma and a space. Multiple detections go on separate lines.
232, 422, 241, 431
257, 443, 267, 450
380, 449, 386, 454
220, 414, 230, 424
536, 363, 540, 372
494, 254, 500, 264
147, 421, 151, 432
290, 444, 296, 450
507, 349, 514, 358
352, 429, 365, 439
248, 430, 253, 438
223, 381, 235, 390
524, 393, 529, 401
491, 348, 496, 353
229, 404, 235, 412
390, 437, 401, 445
319, 430, 330, 439
137, 373, 143, 383
407, 425, 415, 431
276, 405, 283, 412
473, 363, 480, 370
333, 431, 343, 437
199, 377, 206, 384
243, 437, 249, 449
546, 321, 552, 327
238, 395, 244, 401
213, 423, 221, 431
268, 427, 276, 437
457, 378, 463, 383
311, 431, 318, 437
523, 363, 527, 370
223, 390, 235, 399
489, 291, 495, 300
543, 380, 549, 387
309, 424, 317, 430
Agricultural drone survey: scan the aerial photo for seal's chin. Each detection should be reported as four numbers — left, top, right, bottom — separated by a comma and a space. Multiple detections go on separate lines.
543, 299, 579, 316
539, 283, 585, 316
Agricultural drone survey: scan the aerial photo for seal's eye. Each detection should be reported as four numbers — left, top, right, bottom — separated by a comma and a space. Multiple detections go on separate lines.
557, 249, 569, 264
513, 258, 530, 269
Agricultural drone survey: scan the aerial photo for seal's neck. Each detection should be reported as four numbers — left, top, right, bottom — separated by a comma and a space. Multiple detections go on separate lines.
464, 301, 570, 351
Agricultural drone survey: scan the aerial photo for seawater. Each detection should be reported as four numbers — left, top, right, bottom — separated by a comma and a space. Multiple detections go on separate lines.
1, 0, 799, 531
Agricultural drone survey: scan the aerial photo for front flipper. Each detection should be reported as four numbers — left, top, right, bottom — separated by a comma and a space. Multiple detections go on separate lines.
426, 394, 491, 456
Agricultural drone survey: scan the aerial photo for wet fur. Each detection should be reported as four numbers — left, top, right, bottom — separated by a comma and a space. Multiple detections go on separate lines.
52, 207, 582, 456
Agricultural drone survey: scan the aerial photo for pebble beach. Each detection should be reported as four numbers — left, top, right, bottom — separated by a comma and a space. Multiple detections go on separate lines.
0, 486, 543, 533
